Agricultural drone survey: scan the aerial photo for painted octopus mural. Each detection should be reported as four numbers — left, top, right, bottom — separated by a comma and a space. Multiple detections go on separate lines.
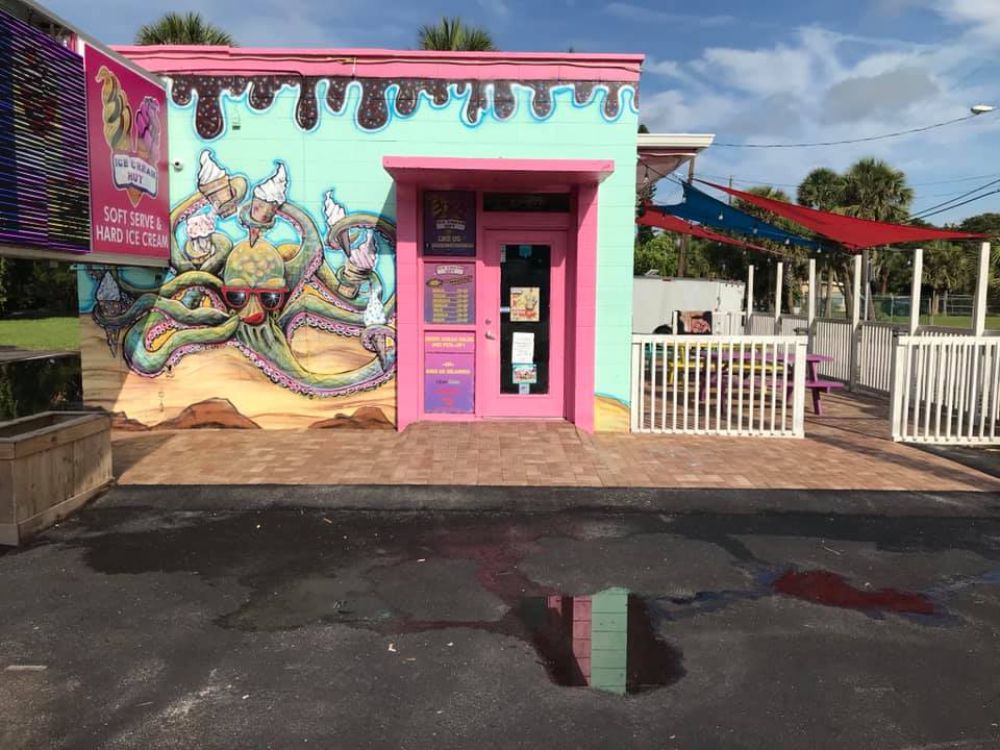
89, 150, 396, 398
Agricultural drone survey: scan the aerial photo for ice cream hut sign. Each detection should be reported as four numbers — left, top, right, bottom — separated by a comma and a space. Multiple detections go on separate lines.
85, 45, 170, 260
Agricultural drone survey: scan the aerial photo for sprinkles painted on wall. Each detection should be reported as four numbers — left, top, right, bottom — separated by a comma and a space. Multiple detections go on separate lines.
169, 75, 638, 138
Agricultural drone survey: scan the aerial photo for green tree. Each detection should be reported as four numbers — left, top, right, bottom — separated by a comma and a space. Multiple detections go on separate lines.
841, 159, 914, 317
958, 213, 1000, 267
136, 12, 236, 45
417, 17, 496, 51
797, 168, 845, 212
797, 168, 850, 317
923, 241, 974, 316
841, 158, 913, 223
634, 233, 677, 277
734, 186, 809, 313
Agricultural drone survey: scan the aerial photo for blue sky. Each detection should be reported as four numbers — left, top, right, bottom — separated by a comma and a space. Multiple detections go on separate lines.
48, 0, 1000, 223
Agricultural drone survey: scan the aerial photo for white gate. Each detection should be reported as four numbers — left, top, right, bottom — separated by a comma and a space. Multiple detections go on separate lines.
890, 335, 1000, 444
630, 335, 807, 437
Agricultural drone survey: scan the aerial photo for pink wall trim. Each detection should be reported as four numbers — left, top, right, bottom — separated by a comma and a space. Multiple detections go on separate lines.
112, 46, 643, 83
572, 185, 599, 433
395, 182, 420, 432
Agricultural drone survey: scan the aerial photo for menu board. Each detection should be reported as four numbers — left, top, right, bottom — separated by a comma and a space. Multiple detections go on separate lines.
424, 262, 474, 325
85, 45, 170, 259
424, 190, 476, 256
424, 333, 475, 414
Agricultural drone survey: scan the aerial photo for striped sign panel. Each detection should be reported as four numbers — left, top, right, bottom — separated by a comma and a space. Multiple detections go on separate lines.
0, 9, 90, 254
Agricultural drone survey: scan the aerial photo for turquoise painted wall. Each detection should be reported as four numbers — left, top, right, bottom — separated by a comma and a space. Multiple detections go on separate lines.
79, 75, 638, 428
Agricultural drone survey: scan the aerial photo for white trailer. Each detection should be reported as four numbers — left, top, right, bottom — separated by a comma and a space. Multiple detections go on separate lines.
632, 275, 746, 334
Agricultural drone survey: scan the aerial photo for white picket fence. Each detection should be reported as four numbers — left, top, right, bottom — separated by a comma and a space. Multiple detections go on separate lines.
779, 314, 809, 336
630, 335, 807, 437
812, 318, 853, 381
856, 321, 900, 395
746, 313, 775, 336
890, 335, 1000, 444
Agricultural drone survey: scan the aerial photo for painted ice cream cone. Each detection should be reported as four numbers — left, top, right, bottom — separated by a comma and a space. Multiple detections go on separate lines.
364, 293, 390, 366
339, 230, 378, 299
95, 66, 132, 153
198, 150, 237, 216
185, 211, 217, 261
250, 162, 287, 225
95, 271, 126, 319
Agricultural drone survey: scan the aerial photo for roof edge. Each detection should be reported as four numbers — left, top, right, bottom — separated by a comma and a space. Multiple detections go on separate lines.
639, 133, 716, 150
111, 45, 644, 82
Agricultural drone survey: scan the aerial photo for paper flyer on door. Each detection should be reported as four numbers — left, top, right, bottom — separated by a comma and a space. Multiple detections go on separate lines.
510, 287, 540, 322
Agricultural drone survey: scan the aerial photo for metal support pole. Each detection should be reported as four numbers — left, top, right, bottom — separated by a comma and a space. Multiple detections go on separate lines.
851, 255, 862, 328
862, 248, 871, 321
746, 264, 755, 331
849, 254, 862, 391
909, 247, 923, 336
973, 241, 990, 336
807, 258, 816, 327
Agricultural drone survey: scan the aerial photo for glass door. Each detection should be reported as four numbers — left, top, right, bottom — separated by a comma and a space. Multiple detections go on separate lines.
478, 230, 566, 419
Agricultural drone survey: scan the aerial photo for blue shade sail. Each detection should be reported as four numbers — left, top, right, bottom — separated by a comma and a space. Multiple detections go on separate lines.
653, 183, 819, 250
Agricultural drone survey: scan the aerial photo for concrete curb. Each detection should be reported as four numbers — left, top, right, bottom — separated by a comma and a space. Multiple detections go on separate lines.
93, 484, 1000, 517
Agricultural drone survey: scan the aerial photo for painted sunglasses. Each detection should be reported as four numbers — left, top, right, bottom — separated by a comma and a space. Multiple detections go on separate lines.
220, 286, 288, 311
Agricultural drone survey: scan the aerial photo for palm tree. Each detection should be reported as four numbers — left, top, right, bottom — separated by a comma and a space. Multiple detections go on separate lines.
797, 168, 845, 212
839, 158, 914, 319
417, 17, 496, 51
841, 158, 913, 223
798, 168, 848, 316
136, 12, 235, 46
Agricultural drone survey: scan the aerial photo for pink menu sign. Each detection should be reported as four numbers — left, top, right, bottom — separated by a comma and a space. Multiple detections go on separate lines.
424, 333, 475, 414
84, 46, 170, 259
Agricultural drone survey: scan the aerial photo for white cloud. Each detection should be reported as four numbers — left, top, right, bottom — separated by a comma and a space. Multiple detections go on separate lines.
821, 68, 939, 124
639, 16, 1000, 220
475, 0, 511, 17
643, 57, 687, 81
605, 2, 735, 28
937, 0, 1000, 43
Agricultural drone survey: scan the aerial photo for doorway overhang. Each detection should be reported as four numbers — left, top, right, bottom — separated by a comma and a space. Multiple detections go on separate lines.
383, 156, 614, 191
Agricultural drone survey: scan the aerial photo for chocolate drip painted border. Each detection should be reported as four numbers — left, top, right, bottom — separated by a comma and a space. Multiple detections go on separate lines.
169, 75, 637, 139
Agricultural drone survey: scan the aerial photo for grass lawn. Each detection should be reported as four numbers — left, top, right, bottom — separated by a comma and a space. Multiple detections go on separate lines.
0, 316, 79, 351
878, 313, 1000, 329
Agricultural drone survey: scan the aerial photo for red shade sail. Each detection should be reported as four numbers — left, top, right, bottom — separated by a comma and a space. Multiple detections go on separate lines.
638, 209, 782, 256
699, 180, 988, 251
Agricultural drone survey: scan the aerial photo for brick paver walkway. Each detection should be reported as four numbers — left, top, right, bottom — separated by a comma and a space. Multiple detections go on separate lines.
112, 392, 999, 492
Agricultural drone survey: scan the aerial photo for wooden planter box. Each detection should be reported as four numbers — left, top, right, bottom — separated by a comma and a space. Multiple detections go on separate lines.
0, 412, 112, 546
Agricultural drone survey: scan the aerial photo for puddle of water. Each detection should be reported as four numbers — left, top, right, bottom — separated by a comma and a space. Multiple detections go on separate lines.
514, 587, 683, 696
773, 569, 935, 615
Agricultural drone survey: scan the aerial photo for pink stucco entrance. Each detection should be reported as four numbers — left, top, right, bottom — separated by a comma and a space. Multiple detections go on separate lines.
384, 157, 612, 432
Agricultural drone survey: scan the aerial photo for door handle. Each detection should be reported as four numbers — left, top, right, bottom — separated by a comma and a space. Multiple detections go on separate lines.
485, 331, 496, 340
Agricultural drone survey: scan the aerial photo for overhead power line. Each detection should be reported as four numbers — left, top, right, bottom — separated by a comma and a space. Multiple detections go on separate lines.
712, 113, 990, 149
913, 189, 1000, 220
911, 177, 1000, 219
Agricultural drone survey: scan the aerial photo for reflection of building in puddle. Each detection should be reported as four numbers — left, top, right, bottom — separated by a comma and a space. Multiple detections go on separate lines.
516, 587, 681, 695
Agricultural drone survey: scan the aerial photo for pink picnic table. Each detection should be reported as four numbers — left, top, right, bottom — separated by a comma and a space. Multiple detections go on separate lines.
698, 349, 842, 415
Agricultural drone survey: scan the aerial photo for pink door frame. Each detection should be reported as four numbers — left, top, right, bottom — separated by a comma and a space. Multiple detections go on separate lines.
385, 156, 612, 433
478, 228, 567, 419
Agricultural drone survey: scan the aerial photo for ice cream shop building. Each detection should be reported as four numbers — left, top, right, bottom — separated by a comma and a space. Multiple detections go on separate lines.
67, 42, 710, 432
